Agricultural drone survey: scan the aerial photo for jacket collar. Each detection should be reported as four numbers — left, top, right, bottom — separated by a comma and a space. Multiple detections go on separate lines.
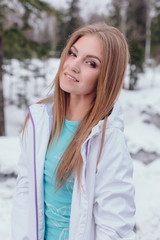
29, 99, 124, 144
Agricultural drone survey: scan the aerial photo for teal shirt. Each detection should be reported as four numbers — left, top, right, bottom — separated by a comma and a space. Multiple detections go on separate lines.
43, 118, 81, 240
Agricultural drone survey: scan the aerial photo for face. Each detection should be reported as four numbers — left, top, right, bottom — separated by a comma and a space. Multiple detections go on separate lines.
59, 34, 103, 101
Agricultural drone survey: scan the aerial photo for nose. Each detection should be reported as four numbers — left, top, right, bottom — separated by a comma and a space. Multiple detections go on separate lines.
69, 59, 80, 73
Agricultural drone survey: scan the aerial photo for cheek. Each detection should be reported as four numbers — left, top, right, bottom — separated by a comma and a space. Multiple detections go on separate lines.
62, 58, 70, 69
59, 71, 62, 84
83, 75, 98, 94
86, 71, 99, 87
59, 71, 65, 90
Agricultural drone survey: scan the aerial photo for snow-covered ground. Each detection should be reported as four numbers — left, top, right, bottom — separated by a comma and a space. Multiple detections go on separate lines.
0, 58, 160, 239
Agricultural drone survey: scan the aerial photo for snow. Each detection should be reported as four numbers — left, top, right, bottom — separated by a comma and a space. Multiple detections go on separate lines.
0, 58, 160, 239
119, 87, 160, 162
133, 159, 160, 240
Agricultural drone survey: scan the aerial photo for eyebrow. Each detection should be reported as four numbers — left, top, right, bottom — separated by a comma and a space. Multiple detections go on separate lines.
72, 45, 101, 63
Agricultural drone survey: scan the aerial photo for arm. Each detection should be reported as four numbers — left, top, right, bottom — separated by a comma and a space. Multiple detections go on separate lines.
94, 128, 136, 240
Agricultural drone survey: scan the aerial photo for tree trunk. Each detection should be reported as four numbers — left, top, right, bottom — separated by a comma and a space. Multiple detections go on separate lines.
0, 23, 5, 136
120, 0, 128, 36
145, 0, 151, 60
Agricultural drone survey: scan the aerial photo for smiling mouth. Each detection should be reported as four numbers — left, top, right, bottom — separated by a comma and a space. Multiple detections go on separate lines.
65, 73, 79, 82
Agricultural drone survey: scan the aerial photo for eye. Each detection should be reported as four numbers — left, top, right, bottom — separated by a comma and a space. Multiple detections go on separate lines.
68, 50, 76, 57
86, 61, 97, 68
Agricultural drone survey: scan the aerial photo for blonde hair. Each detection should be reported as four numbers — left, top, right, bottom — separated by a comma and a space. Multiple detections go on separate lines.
24, 22, 129, 190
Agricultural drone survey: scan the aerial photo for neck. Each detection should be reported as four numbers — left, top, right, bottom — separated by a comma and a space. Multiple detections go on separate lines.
66, 95, 94, 121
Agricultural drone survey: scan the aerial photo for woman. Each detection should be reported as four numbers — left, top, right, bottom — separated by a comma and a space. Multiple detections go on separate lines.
11, 22, 136, 240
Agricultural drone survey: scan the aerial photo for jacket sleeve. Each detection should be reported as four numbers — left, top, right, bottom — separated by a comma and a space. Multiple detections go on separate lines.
11, 120, 33, 240
93, 128, 136, 240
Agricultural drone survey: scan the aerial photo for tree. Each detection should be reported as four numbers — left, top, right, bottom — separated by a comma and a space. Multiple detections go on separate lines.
65, 0, 82, 34
144, 0, 160, 61
126, 0, 146, 89
127, 0, 147, 43
107, 0, 121, 29
0, 31, 5, 136
108, 0, 146, 89
0, 0, 8, 135
145, 0, 152, 60
151, 0, 160, 59
0, 0, 60, 135
108, 0, 128, 36
128, 38, 144, 90
56, 0, 83, 57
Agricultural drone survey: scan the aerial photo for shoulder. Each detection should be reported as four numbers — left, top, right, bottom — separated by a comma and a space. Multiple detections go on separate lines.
96, 127, 133, 179
104, 127, 129, 157
26, 100, 53, 133
45, 101, 53, 118
93, 100, 131, 175
29, 96, 53, 118
89, 100, 124, 140
107, 100, 124, 131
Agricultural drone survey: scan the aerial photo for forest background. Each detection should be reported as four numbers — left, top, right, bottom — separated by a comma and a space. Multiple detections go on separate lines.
0, 1, 160, 239
0, 0, 160, 136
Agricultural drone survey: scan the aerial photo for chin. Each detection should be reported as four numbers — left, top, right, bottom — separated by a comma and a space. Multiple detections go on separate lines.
60, 82, 73, 94
60, 85, 71, 94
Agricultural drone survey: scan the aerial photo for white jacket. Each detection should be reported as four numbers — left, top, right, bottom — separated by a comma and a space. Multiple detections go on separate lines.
11, 101, 136, 240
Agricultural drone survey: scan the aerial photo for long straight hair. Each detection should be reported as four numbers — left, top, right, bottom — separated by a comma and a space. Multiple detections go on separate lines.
24, 22, 129, 190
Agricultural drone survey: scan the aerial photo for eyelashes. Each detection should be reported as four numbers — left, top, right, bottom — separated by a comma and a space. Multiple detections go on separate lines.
68, 50, 76, 57
87, 61, 96, 68
68, 50, 97, 68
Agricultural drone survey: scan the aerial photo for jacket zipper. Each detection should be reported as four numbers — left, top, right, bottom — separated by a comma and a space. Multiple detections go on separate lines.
28, 108, 39, 240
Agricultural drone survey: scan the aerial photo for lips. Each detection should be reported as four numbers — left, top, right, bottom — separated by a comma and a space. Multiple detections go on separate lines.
64, 73, 79, 82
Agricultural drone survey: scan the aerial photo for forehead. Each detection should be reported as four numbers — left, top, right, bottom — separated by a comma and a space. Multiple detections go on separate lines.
73, 34, 103, 58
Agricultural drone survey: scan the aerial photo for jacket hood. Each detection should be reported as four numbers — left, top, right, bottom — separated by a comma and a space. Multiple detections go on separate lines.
107, 100, 124, 131
88, 100, 124, 139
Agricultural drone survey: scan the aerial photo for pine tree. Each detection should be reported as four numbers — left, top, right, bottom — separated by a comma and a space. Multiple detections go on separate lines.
108, 0, 121, 29
65, 0, 81, 35
0, 0, 60, 135
126, 0, 147, 89
108, 0, 146, 89
127, 0, 147, 45
129, 38, 144, 90
56, 0, 83, 57
151, 0, 160, 59
107, 0, 128, 36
